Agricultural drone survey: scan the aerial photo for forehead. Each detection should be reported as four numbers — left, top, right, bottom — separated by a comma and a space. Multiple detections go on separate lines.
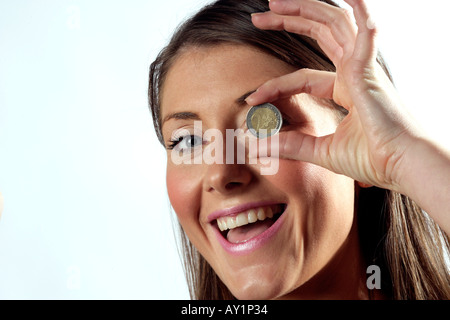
160, 44, 295, 118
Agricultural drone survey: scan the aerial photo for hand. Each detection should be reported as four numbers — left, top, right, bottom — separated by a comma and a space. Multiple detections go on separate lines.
246, 0, 424, 192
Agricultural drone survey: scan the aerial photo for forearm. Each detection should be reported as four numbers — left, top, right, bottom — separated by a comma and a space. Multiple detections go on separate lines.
399, 138, 450, 235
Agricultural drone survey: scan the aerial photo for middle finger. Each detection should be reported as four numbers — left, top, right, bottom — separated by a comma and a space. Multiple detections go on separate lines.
251, 11, 343, 62
269, 0, 357, 51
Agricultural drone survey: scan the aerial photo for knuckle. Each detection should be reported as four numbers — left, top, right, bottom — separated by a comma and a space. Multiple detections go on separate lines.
327, 8, 351, 28
264, 78, 277, 89
301, 68, 313, 76
339, 8, 353, 22
313, 24, 329, 40
260, 79, 280, 99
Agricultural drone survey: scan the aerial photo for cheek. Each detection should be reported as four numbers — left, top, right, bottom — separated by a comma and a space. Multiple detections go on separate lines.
271, 160, 356, 267
166, 164, 202, 223
269, 160, 327, 192
270, 159, 355, 221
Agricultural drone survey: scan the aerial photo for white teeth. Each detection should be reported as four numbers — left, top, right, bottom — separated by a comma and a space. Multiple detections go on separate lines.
216, 205, 281, 232
257, 208, 265, 221
248, 209, 257, 223
236, 214, 247, 227
218, 219, 226, 231
267, 206, 273, 219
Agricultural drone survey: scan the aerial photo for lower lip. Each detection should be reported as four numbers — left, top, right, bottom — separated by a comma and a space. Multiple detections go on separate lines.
212, 207, 287, 256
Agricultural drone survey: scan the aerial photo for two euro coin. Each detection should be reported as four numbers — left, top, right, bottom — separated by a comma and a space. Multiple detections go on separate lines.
246, 103, 282, 138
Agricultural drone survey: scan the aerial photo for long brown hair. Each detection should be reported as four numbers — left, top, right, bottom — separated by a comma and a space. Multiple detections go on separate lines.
149, 0, 450, 299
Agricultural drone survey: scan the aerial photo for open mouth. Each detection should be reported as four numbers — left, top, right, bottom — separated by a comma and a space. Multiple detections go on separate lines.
214, 204, 287, 244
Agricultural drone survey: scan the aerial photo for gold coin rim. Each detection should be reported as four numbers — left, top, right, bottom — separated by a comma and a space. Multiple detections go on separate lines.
246, 103, 282, 138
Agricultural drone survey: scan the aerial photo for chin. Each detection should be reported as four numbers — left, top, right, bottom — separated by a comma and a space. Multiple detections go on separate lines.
231, 284, 282, 300
224, 269, 290, 300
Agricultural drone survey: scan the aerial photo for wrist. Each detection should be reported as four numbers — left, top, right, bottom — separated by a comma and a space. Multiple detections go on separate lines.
396, 136, 450, 231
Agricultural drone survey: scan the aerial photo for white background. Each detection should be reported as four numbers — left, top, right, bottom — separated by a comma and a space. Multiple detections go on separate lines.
0, 0, 449, 299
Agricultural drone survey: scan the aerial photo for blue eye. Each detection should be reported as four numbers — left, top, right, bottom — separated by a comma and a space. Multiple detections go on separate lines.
168, 135, 203, 151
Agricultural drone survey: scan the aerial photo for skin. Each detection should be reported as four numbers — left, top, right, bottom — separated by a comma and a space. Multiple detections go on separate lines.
159, 0, 450, 299
161, 44, 369, 299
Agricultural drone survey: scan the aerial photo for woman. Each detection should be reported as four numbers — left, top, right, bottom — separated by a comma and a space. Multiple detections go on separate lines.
149, 0, 450, 299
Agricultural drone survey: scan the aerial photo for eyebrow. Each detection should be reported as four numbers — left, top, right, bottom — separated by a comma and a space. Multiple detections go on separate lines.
162, 111, 200, 125
161, 89, 257, 126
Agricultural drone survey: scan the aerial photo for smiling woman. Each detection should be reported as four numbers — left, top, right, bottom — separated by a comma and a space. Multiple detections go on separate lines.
149, 0, 450, 299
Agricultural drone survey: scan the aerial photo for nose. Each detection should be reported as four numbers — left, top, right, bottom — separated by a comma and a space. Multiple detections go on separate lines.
204, 161, 253, 194
203, 124, 255, 194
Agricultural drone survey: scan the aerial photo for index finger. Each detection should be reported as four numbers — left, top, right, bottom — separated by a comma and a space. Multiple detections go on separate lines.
245, 68, 336, 106
269, 0, 357, 49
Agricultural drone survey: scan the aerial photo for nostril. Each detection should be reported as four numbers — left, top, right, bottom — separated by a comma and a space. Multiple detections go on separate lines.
205, 163, 253, 194
225, 182, 243, 191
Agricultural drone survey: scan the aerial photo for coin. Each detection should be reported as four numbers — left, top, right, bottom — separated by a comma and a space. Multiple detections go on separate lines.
246, 103, 282, 138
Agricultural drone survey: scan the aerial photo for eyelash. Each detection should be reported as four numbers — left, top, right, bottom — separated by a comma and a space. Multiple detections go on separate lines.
167, 137, 184, 150
167, 135, 202, 150
166, 140, 178, 150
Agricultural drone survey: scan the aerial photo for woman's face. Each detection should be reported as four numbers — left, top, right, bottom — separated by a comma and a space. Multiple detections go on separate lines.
160, 44, 357, 299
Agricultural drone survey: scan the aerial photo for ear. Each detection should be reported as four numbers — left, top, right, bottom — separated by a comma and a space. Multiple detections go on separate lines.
357, 181, 373, 188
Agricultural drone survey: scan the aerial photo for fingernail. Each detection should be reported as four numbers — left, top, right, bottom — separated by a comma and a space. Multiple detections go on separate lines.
244, 89, 258, 103
366, 16, 376, 30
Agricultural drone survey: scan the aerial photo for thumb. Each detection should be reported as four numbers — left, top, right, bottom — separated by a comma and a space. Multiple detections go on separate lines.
249, 130, 328, 166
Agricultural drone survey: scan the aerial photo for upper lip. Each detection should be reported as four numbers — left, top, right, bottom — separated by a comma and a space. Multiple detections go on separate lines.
207, 200, 283, 223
